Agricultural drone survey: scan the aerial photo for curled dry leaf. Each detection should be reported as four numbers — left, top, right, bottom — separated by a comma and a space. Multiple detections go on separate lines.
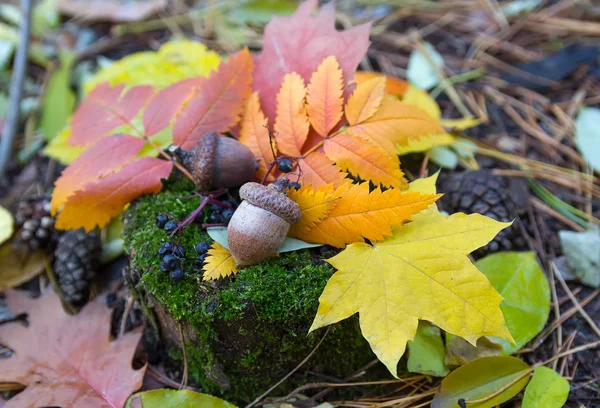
0, 245, 45, 291
0, 289, 145, 408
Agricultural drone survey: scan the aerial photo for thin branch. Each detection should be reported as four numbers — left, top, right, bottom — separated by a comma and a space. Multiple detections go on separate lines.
0, 0, 33, 181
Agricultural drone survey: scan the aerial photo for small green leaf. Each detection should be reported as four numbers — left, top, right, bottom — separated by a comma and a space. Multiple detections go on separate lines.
559, 227, 600, 288
407, 42, 444, 90
228, 0, 297, 25
575, 107, 600, 172
0, 205, 14, 245
40, 51, 76, 141
432, 356, 531, 408
206, 226, 322, 253
126, 389, 237, 408
430, 145, 458, 169
523, 366, 569, 408
407, 321, 449, 376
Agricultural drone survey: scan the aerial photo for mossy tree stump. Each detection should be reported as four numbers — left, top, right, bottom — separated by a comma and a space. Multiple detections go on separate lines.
122, 180, 377, 403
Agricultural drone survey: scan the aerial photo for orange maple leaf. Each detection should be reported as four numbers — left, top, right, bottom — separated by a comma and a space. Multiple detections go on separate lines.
274, 73, 310, 157
295, 153, 346, 188
56, 158, 173, 231
51, 135, 145, 214
173, 48, 253, 149
306, 56, 344, 138
297, 182, 441, 248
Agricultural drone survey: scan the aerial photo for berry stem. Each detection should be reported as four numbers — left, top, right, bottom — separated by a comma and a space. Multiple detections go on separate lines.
169, 190, 228, 238
261, 160, 278, 185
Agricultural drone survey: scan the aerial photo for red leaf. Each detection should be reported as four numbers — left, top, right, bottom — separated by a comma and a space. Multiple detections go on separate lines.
69, 83, 154, 146
0, 289, 145, 408
51, 134, 145, 214
143, 77, 203, 137
56, 157, 173, 231
253, 0, 371, 122
172, 49, 253, 149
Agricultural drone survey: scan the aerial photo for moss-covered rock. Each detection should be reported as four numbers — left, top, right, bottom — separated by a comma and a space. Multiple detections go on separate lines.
122, 180, 377, 403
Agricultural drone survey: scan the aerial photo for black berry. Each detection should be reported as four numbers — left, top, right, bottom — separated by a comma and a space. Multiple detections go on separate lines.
172, 245, 186, 258
164, 220, 179, 233
278, 158, 294, 173
155, 214, 168, 228
158, 242, 173, 258
222, 199, 237, 209
163, 254, 179, 269
221, 209, 234, 224
170, 267, 185, 282
208, 211, 222, 224
159, 261, 171, 272
193, 254, 207, 271
195, 242, 210, 254
289, 181, 301, 190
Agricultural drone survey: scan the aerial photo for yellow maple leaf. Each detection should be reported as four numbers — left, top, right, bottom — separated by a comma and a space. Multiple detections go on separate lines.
298, 182, 441, 247
310, 210, 513, 377
287, 184, 339, 236
345, 76, 386, 125
306, 56, 344, 137
203, 242, 241, 281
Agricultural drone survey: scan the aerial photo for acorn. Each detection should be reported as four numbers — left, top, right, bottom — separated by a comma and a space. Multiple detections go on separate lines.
177, 131, 258, 191
227, 177, 302, 267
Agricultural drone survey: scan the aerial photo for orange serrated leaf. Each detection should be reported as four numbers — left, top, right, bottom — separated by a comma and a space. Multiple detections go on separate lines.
70, 83, 154, 146
203, 242, 240, 281
345, 76, 386, 125
239, 92, 274, 182
347, 95, 446, 152
354, 71, 410, 98
288, 184, 340, 236
56, 158, 173, 231
51, 135, 145, 214
143, 77, 203, 136
274, 73, 309, 156
296, 152, 346, 188
173, 49, 253, 149
323, 133, 406, 188
298, 182, 441, 247
306, 56, 344, 137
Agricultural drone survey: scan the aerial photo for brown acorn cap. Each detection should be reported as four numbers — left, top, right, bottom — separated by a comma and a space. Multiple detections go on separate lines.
182, 132, 218, 191
239, 178, 302, 224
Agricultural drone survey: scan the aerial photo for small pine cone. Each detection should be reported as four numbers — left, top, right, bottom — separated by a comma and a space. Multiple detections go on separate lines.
14, 196, 56, 252
53, 229, 102, 306
437, 170, 528, 258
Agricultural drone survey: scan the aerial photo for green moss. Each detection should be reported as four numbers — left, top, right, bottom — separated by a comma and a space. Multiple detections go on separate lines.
123, 185, 379, 403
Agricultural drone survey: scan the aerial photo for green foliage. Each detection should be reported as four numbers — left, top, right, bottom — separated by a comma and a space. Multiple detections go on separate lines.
522, 367, 569, 408
40, 51, 76, 142
127, 389, 236, 408
432, 356, 530, 408
407, 322, 449, 377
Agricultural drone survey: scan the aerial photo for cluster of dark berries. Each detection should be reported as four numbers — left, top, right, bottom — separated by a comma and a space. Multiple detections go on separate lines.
202, 200, 237, 226
193, 242, 210, 271
157, 241, 186, 282
156, 213, 179, 234
14, 196, 56, 251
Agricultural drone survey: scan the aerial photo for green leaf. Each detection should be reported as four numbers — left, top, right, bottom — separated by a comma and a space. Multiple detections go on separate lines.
101, 217, 124, 264
126, 389, 237, 408
407, 42, 444, 90
40, 51, 76, 141
206, 227, 322, 253
0, 205, 14, 245
575, 107, 600, 172
407, 321, 449, 376
432, 356, 531, 408
477, 252, 550, 354
32, 0, 59, 37
523, 366, 569, 408
228, 0, 297, 24
430, 145, 458, 169
559, 227, 600, 287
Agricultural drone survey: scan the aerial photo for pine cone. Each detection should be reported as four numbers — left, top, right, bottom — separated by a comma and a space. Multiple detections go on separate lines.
14, 196, 56, 252
53, 229, 102, 306
437, 170, 528, 258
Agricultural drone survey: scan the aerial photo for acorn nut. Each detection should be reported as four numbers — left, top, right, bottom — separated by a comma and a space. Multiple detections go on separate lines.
177, 131, 258, 191
227, 177, 302, 267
